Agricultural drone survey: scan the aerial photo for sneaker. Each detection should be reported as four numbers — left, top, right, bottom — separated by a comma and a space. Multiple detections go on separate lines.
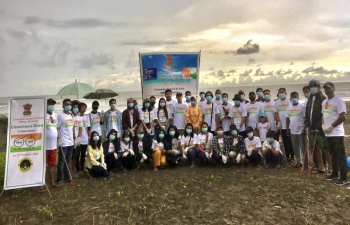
325, 175, 339, 181
335, 180, 350, 186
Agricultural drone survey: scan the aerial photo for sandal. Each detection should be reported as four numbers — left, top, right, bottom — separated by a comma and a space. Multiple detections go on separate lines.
312, 170, 326, 174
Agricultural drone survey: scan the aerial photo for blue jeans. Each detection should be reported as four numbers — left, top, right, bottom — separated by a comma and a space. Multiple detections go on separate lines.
187, 148, 197, 163
57, 145, 73, 182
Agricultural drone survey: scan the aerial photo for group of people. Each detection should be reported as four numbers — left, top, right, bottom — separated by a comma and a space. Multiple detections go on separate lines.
44, 79, 348, 189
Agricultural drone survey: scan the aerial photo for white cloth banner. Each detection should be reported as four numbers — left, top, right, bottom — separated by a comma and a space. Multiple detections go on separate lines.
4, 97, 46, 190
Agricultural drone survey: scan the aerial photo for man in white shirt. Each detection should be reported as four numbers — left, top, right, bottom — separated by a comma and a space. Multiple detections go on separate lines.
262, 89, 276, 137
71, 100, 82, 178
262, 130, 285, 167
77, 103, 90, 173
173, 92, 188, 135
229, 94, 248, 138
219, 93, 232, 135
213, 89, 223, 106
197, 90, 206, 109
244, 126, 262, 166
165, 89, 176, 125
322, 82, 348, 186
184, 91, 192, 107
256, 87, 265, 103
245, 92, 263, 135
89, 101, 104, 140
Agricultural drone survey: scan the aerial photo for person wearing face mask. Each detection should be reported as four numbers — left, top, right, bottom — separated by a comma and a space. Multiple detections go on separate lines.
185, 91, 192, 107
173, 92, 188, 135
56, 98, 75, 184
238, 90, 249, 104
218, 93, 232, 135
150, 95, 157, 110
305, 79, 330, 174
71, 101, 83, 177
197, 90, 206, 109
181, 123, 198, 168
229, 94, 248, 138
133, 99, 142, 115
140, 98, 157, 155
274, 88, 294, 163
256, 87, 265, 103
197, 122, 214, 165
322, 82, 348, 186
186, 96, 202, 134
245, 92, 263, 136
118, 130, 136, 171
302, 86, 310, 106
165, 89, 176, 126
257, 113, 271, 145
152, 130, 169, 171
228, 124, 247, 164
103, 98, 123, 138
202, 91, 220, 134
76, 103, 91, 174
89, 101, 104, 140
211, 125, 230, 164
213, 89, 223, 106
155, 98, 169, 133
244, 126, 262, 166
122, 98, 141, 138
261, 89, 276, 138
166, 125, 182, 166
262, 131, 286, 168
103, 129, 121, 174
133, 128, 150, 169
85, 131, 109, 178
286, 92, 306, 168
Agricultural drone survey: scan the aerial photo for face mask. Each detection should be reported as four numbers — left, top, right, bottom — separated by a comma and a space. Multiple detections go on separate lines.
304, 93, 310, 99
222, 98, 228, 103
291, 98, 299, 104
64, 105, 72, 112
264, 95, 270, 100
134, 105, 139, 110
110, 104, 116, 109
92, 106, 98, 111
279, 93, 286, 100
257, 92, 263, 97
128, 103, 134, 108
202, 128, 208, 133
234, 101, 240, 105
191, 101, 196, 106
231, 130, 238, 136
186, 129, 192, 134
138, 134, 144, 139
93, 136, 100, 142
267, 138, 274, 143
109, 135, 116, 141
169, 131, 175, 136
72, 108, 79, 114
310, 87, 318, 95
159, 134, 165, 139
186, 96, 191, 101
124, 138, 130, 142
150, 102, 155, 106
206, 96, 212, 101
200, 94, 205, 99
145, 103, 150, 108
216, 94, 221, 100
217, 131, 224, 136
47, 105, 55, 112
325, 89, 333, 96
247, 132, 253, 138
240, 95, 245, 100
159, 103, 165, 107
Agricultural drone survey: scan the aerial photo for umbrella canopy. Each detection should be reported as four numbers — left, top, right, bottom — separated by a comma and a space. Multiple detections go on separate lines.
83, 89, 118, 99
56, 79, 95, 98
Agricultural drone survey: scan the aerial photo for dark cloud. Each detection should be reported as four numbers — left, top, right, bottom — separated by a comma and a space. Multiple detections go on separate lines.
24, 16, 126, 28
6, 28, 40, 42
236, 40, 259, 55
240, 69, 253, 76
254, 68, 266, 76
248, 58, 256, 63
75, 52, 115, 70
37, 41, 74, 67
302, 66, 339, 75
227, 69, 236, 73
224, 50, 235, 55
120, 40, 179, 46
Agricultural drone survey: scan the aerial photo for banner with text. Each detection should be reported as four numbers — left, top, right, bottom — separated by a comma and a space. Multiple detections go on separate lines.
140, 52, 200, 98
4, 97, 46, 190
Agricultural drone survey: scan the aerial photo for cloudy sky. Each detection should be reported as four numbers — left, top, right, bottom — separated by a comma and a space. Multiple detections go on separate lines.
1, 0, 350, 97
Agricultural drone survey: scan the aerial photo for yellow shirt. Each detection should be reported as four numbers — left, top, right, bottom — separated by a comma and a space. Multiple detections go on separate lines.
84, 145, 105, 169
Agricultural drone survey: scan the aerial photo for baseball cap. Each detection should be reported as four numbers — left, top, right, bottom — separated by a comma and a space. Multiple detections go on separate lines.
323, 82, 335, 89
259, 112, 266, 118
246, 126, 254, 133
232, 94, 241, 101
47, 98, 56, 104
238, 90, 245, 94
216, 125, 223, 130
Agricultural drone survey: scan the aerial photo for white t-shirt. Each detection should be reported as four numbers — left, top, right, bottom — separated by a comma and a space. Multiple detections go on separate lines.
185, 101, 192, 107
257, 122, 271, 141
109, 111, 119, 132
57, 112, 74, 147
197, 100, 206, 109
218, 137, 224, 151
173, 102, 188, 129
322, 96, 346, 137
151, 141, 164, 149
228, 104, 247, 132
120, 141, 133, 152
262, 101, 276, 131
262, 140, 282, 153
137, 140, 144, 153
128, 109, 134, 128
89, 112, 102, 136
156, 108, 168, 124
46, 112, 58, 150
181, 134, 198, 147
108, 142, 115, 153
245, 102, 263, 129
140, 109, 157, 135
244, 137, 262, 155
213, 99, 223, 107
80, 114, 91, 145
73, 115, 83, 139
286, 104, 306, 135
202, 102, 220, 131
274, 99, 291, 129
197, 133, 213, 152
166, 99, 177, 119
219, 103, 232, 132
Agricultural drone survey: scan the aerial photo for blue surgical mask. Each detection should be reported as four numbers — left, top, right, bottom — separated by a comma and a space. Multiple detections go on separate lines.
110, 104, 116, 109
279, 93, 286, 100
206, 96, 212, 101
109, 135, 116, 141
64, 105, 72, 112
186, 96, 191, 101
222, 98, 228, 103
124, 138, 130, 142
159, 134, 165, 139
186, 129, 192, 134
202, 128, 208, 133
128, 103, 134, 108
216, 94, 221, 100
200, 94, 205, 99
310, 87, 318, 95
240, 95, 245, 100
191, 101, 196, 106
267, 138, 274, 143
47, 105, 55, 112
138, 134, 144, 139
145, 103, 150, 108
291, 98, 299, 104
93, 136, 100, 142
159, 103, 165, 107
304, 93, 310, 99
134, 105, 139, 110
234, 101, 240, 105
169, 131, 175, 136
264, 95, 270, 100
72, 108, 79, 114
257, 92, 263, 97
231, 130, 238, 136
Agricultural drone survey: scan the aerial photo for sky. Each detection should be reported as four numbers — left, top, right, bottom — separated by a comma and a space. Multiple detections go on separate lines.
1, 0, 350, 97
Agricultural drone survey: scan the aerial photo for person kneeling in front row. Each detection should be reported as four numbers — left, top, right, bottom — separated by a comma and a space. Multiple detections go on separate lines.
262, 130, 286, 168
228, 124, 247, 164
244, 126, 262, 166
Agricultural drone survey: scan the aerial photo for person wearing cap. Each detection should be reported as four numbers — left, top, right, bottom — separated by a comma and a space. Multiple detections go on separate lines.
186, 96, 202, 134
257, 112, 271, 145
213, 89, 223, 106
274, 87, 294, 163
238, 90, 249, 104
228, 124, 246, 164
244, 126, 262, 166
245, 92, 263, 136
45, 98, 62, 188
89, 101, 104, 140
286, 92, 306, 167
103, 98, 123, 138
322, 82, 348, 186
305, 80, 330, 174
256, 87, 264, 103
219, 93, 232, 135
211, 125, 230, 164
122, 98, 141, 138
197, 90, 206, 109
184, 91, 192, 107
173, 92, 188, 135
261, 89, 276, 139
202, 91, 220, 134
229, 94, 248, 138
262, 131, 285, 167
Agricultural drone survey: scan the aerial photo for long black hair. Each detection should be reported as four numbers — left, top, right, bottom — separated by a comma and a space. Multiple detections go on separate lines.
107, 129, 118, 141
89, 131, 101, 149
200, 122, 209, 134
157, 97, 168, 119
167, 125, 179, 140
155, 129, 166, 143
142, 99, 152, 112
184, 123, 194, 138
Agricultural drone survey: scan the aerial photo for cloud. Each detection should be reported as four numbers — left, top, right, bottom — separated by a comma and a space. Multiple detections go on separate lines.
23, 16, 126, 28
240, 69, 253, 76
302, 66, 339, 75
248, 58, 256, 63
236, 40, 260, 55
254, 68, 266, 76
120, 40, 179, 46
224, 50, 235, 55
6, 28, 40, 42
76, 52, 115, 70
227, 69, 236, 73
124, 50, 138, 68
37, 41, 74, 67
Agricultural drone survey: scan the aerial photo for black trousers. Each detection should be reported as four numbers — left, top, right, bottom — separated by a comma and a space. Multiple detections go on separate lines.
328, 136, 348, 180
276, 129, 294, 160
75, 144, 87, 172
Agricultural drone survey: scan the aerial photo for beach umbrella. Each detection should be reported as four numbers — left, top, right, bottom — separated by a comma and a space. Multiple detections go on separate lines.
56, 79, 95, 98
83, 89, 118, 99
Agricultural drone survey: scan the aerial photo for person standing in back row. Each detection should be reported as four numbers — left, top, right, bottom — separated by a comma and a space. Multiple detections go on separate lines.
104, 98, 123, 138
219, 93, 232, 135
322, 82, 348, 186
165, 89, 176, 126
213, 89, 223, 106
262, 89, 276, 138
245, 92, 263, 136
89, 101, 104, 140
202, 91, 220, 135
173, 92, 188, 135
229, 94, 248, 138
122, 98, 141, 137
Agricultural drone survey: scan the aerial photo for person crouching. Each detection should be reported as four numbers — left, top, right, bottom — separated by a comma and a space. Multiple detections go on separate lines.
262, 130, 286, 168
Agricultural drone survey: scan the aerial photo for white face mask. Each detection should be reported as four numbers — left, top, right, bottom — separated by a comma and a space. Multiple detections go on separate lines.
247, 132, 253, 138
217, 131, 224, 136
